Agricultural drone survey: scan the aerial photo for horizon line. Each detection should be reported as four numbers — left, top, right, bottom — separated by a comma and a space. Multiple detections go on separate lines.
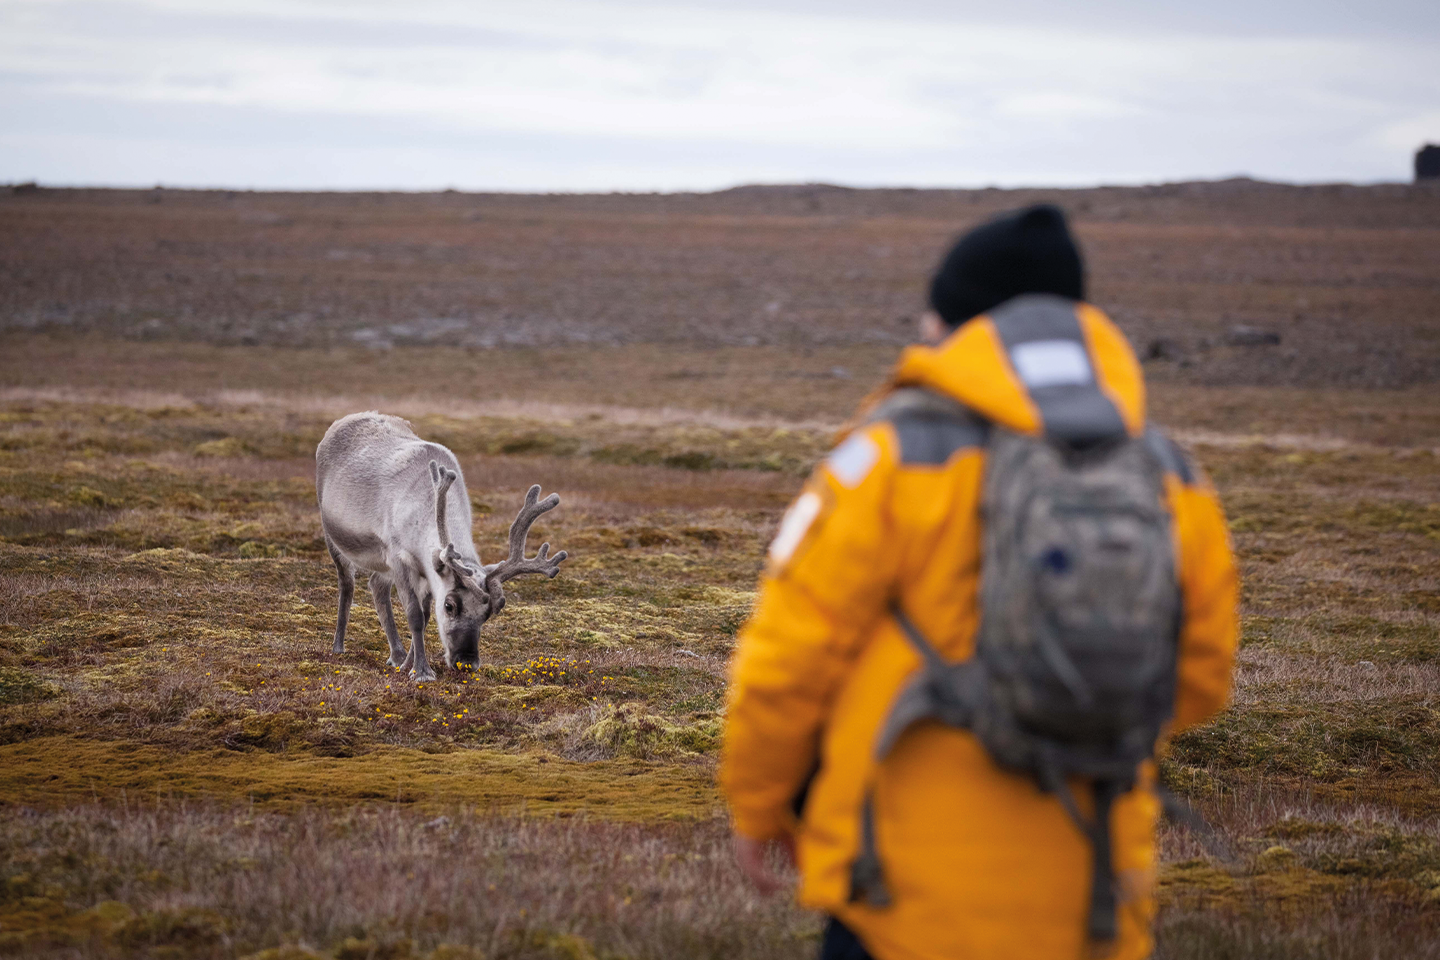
5, 174, 1431, 197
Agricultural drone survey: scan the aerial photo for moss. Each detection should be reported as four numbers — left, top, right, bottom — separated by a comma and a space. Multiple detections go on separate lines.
112, 906, 227, 948
0, 667, 58, 705
502, 593, 743, 658
661, 451, 718, 471
578, 704, 721, 761
334, 936, 415, 960
1242, 612, 1440, 663
0, 400, 829, 479
1157, 762, 1222, 799
67, 485, 115, 509
1255, 845, 1297, 872
243, 948, 327, 960
239, 540, 286, 558
533, 931, 598, 960
1171, 698, 1440, 781
1159, 859, 1239, 908
1307, 828, 1440, 881
0, 736, 720, 818
193, 436, 254, 457
227, 710, 310, 752
0, 897, 226, 955
496, 432, 582, 458
425, 946, 485, 960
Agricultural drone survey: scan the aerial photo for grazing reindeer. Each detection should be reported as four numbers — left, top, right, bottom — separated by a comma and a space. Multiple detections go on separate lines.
316, 412, 567, 681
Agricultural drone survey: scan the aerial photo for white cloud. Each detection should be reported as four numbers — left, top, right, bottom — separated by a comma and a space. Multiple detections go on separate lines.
0, 0, 1436, 189
994, 93, 1147, 121
1376, 111, 1440, 153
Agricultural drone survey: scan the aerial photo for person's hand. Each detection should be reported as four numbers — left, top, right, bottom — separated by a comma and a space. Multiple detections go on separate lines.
732, 831, 796, 896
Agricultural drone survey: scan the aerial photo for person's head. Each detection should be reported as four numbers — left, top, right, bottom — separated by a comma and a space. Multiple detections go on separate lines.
918, 204, 1085, 344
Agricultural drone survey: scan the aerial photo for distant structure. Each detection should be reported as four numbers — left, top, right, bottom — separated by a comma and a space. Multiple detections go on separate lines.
1417, 144, 1440, 181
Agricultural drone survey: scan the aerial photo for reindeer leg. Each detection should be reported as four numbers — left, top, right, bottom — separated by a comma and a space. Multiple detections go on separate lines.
369, 574, 406, 668
326, 533, 354, 654
398, 582, 437, 682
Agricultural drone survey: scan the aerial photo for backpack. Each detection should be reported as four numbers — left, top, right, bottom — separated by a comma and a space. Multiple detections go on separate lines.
849, 424, 1183, 943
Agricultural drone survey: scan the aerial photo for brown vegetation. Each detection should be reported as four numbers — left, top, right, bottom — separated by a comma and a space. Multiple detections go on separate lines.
1, 183, 1437, 958
3, 181, 1439, 388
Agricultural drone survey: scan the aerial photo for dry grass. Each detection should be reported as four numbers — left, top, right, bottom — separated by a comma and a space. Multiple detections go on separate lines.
2, 341, 1438, 447
1, 179, 1437, 956
1163, 439, 1440, 817
0, 805, 813, 960
1153, 781, 1440, 959
1, 383, 1435, 956
1, 793, 1437, 960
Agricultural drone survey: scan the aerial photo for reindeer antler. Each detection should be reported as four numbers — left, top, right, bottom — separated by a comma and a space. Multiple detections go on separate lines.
485, 484, 568, 587
429, 460, 457, 546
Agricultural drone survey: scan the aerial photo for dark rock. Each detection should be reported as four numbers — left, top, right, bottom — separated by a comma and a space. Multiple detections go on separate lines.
1417, 144, 1440, 182
1144, 338, 1186, 362
1225, 326, 1281, 347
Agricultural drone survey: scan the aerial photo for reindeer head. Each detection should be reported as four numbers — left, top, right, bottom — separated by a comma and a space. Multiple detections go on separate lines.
428, 461, 567, 671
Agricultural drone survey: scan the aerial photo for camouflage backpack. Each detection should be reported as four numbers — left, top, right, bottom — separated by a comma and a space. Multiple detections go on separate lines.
849, 414, 1184, 943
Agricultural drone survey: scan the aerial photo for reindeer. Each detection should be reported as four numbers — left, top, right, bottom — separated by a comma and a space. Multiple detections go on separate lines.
315, 412, 566, 682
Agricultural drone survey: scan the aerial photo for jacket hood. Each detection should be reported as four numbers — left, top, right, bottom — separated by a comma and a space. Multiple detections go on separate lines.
892, 294, 1146, 442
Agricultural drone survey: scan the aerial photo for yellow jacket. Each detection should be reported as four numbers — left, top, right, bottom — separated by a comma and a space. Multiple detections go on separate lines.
721, 296, 1238, 960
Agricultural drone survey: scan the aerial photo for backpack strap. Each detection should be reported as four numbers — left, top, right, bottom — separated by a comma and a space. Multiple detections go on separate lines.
987, 295, 1129, 448
857, 604, 1132, 942
1158, 785, 1234, 862
848, 792, 892, 907
1142, 425, 1196, 484
1037, 748, 1123, 944
878, 604, 983, 756
889, 602, 951, 673
865, 387, 989, 466
850, 605, 973, 908
1085, 780, 1122, 943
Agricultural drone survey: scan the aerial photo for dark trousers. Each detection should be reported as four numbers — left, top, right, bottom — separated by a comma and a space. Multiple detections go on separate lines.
820, 917, 875, 960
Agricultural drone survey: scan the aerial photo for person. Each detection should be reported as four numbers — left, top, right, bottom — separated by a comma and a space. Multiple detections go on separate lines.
720, 205, 1238, 960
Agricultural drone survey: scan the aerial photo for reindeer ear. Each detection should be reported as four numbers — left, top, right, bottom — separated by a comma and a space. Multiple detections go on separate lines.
435, 545, 480, 586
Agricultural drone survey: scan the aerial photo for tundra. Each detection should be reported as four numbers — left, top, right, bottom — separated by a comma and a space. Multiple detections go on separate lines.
316, 412, 567, 681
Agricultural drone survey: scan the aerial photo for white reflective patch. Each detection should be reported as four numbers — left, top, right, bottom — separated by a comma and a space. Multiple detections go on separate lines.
768, 491, 822, 566
826, 434, 879, 489
1011, 339, 1093, 389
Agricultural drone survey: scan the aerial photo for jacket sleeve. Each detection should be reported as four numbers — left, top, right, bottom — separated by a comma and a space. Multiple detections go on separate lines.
721, 424, 902, 840
1167, 473, 1240, 732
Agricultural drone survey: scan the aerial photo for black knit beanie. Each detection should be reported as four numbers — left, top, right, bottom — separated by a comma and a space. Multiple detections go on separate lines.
928, 204, 1085, 328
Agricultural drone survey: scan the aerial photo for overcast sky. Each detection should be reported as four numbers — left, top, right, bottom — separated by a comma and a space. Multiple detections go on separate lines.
2, 0, 1437, 191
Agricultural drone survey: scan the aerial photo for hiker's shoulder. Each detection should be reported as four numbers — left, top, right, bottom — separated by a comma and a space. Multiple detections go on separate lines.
862, 387, 989, 466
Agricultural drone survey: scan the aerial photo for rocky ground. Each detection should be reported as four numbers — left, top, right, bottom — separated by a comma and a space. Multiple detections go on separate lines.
4, 180, 1439, 387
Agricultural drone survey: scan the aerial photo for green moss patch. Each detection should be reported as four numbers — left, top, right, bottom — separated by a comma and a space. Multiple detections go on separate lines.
0, 736, 719, 818
0, 667, 58, 705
